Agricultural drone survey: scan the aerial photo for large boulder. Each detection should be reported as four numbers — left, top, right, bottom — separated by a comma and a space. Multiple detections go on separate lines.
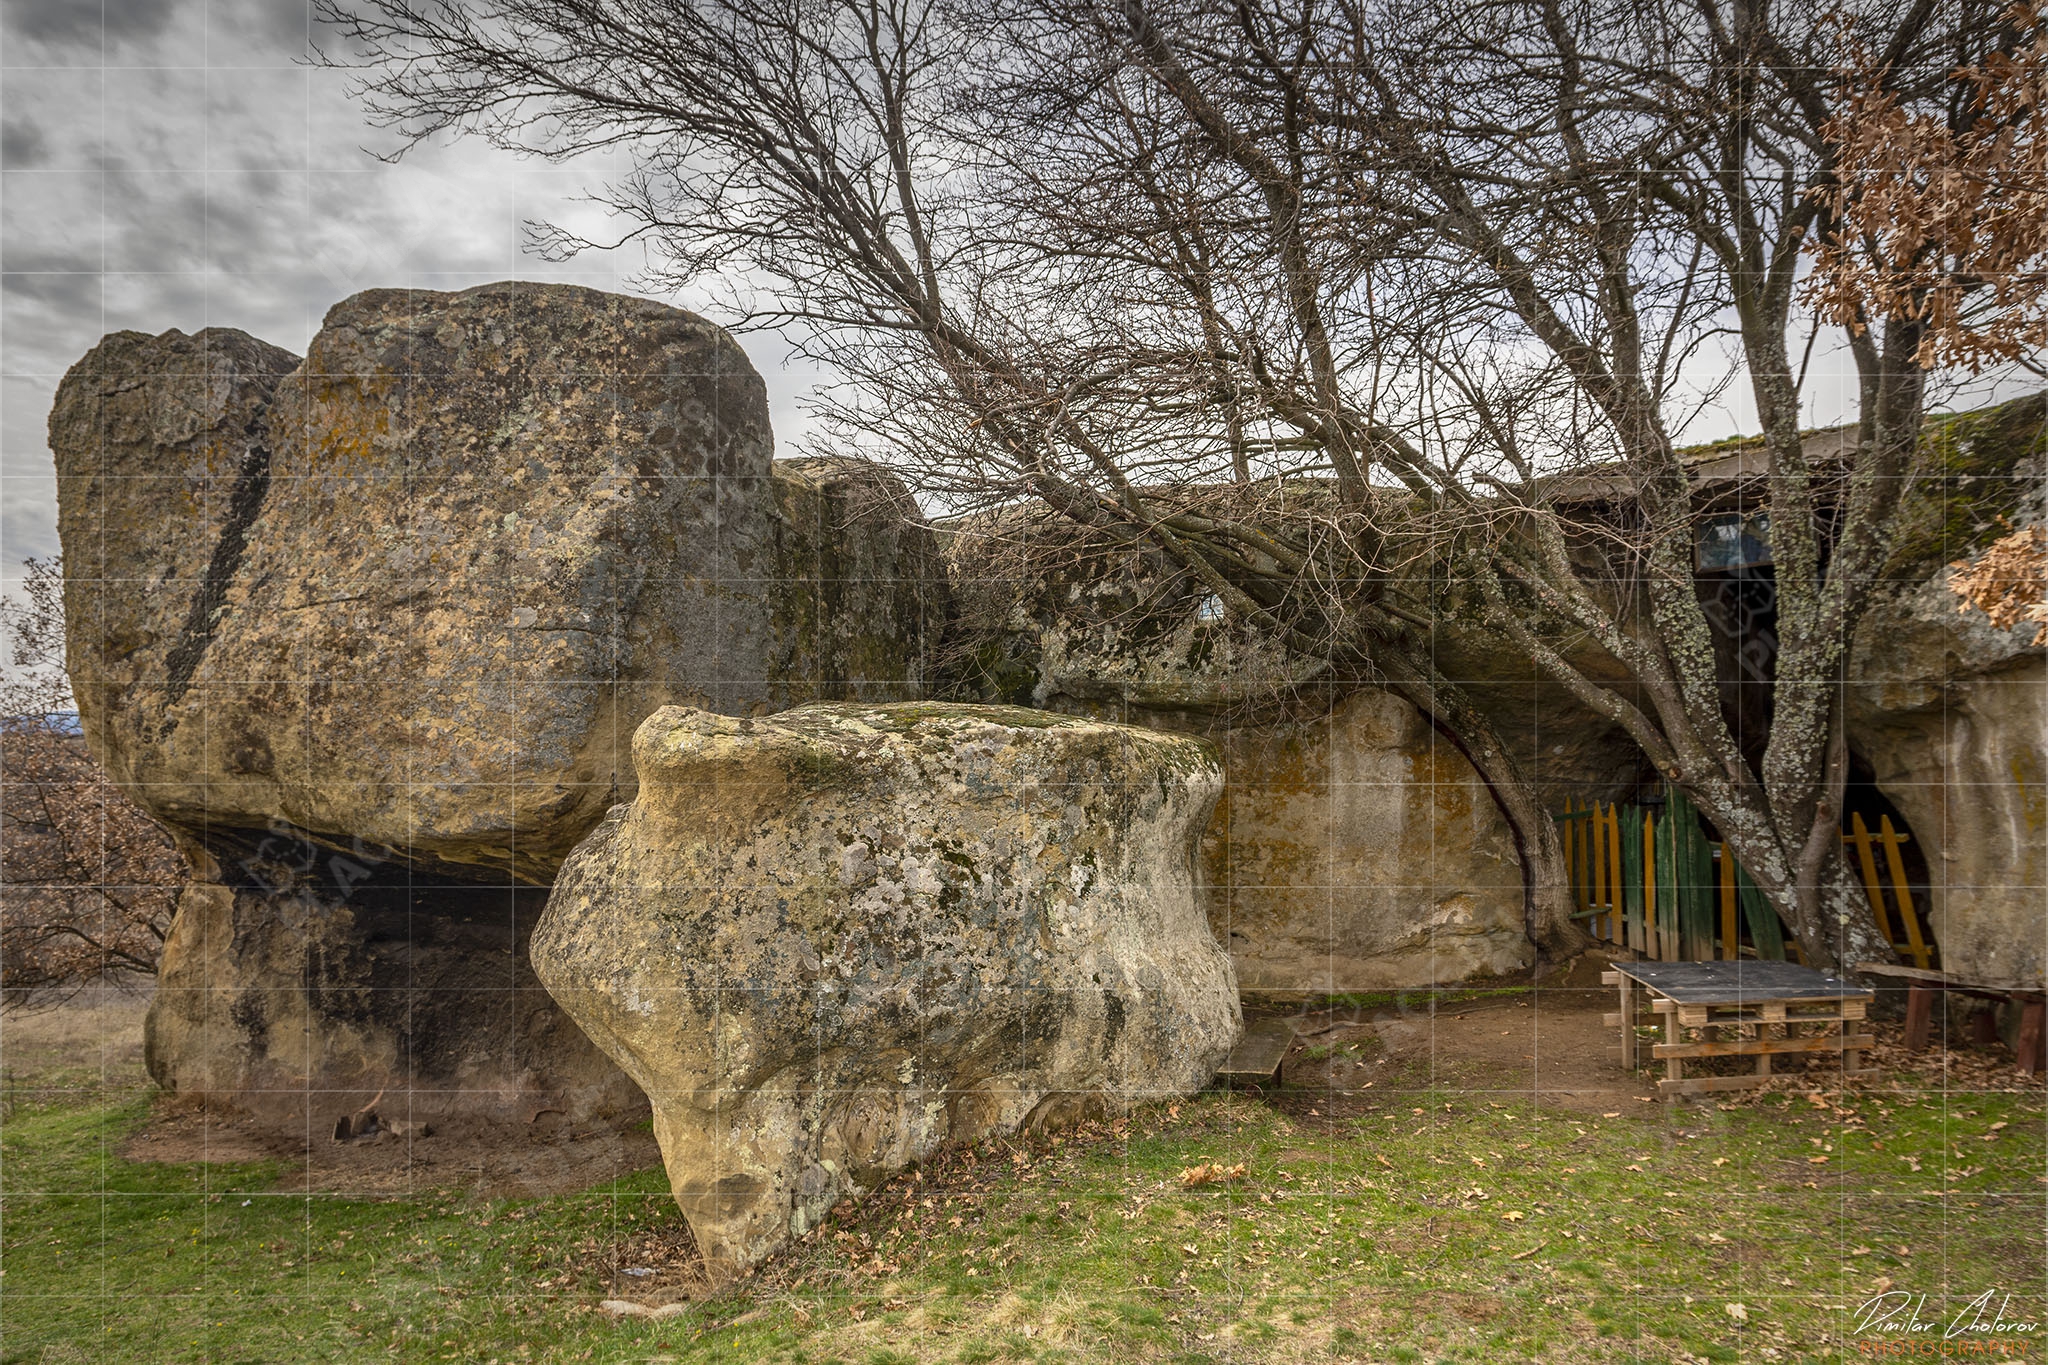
533, 702, 1239, 1278
50, 283, 947, 1117
54, 282, 776, 884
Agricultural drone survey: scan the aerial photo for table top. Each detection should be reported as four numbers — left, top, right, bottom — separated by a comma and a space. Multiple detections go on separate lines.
1613, 960, 1874, 1004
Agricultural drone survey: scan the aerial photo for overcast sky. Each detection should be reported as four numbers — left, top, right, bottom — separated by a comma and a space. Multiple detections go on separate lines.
0, 0, 828, 603
2, 0, 2032, 612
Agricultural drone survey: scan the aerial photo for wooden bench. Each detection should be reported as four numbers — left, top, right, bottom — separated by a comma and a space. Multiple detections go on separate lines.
1604, 960, 1874, 1097
1855, 962, 2046, 1076
1215, 1015, 1297, 1087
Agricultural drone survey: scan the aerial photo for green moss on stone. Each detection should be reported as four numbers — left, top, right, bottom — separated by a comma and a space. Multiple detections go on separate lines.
1885, 394, 2046, 581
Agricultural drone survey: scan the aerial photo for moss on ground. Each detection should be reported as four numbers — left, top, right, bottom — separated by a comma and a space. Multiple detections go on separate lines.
2, 1058, 2042, 1364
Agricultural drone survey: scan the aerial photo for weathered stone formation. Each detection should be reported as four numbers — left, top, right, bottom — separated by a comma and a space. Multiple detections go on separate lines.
1202, 691, 1533, 991
532, 703, 1239, 1277
51, 283, 945, 1116
1847, 397, 2047, 990
939, 511, 1639, 992
769, 457, 950, 705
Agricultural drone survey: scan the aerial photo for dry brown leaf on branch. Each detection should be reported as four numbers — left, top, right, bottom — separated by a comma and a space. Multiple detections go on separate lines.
1949, 526, 2048, 643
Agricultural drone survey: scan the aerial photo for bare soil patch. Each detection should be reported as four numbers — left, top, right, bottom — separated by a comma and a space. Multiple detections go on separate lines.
1259, 950, 2047, 1124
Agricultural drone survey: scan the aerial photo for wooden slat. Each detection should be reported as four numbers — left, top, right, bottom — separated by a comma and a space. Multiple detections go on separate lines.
1607, 804, 1626, 948
1621, 804, 1644, 952
1618, 971, 1638, 1070
1719, 843, 1738, 961
1217, 1017, 1296, 1086
1848, 812, 1899, 949
1658, 1073, 1790, 1095
1592, 801, 1610, 941
1653, 1033, 1876, 1060
1736, 863, 1785, 962
1881, 815, 1933, 970
1659, 1002, 1861, 1028
1659, 796, 1680, 959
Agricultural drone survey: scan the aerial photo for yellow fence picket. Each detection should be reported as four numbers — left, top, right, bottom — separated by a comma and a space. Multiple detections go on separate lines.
1879, 815, 1933, 970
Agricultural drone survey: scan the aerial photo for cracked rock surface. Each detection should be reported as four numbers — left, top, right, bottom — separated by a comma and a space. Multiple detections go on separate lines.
533, 702, 1241, 1278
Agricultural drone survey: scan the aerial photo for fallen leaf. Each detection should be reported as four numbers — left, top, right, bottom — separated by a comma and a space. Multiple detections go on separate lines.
1501, 1211, 1526, 1222
1808, 1156, 1830, 1165
1725, 1302, 1749, 1323
1601, 1112, 1621, 1119
1712, 1157, 1729, 1167
1178, 1162, 1248, 1189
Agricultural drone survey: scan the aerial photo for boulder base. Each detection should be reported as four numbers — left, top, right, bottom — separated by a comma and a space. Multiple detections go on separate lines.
533, 702, 1240, 1278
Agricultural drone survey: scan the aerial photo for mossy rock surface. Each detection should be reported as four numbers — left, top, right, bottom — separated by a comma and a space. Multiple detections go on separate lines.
1884, 393, 2047, 582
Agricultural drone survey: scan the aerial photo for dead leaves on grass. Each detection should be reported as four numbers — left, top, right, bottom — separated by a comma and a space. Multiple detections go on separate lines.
1177, 1162, 1247, 1189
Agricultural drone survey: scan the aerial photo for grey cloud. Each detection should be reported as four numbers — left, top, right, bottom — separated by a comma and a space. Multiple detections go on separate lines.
1, 118, 47, 168
3, 0, 179, 47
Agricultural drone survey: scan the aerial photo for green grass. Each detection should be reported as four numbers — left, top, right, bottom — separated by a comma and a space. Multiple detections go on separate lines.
1, 1079, 2042, 1363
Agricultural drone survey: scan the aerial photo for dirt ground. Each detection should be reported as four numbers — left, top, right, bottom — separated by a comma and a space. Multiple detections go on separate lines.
1257, 951, 2047, 1125
8, 955, 2038, 1202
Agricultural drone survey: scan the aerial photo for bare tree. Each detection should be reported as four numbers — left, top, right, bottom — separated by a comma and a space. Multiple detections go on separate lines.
319, 0, 2045, 968
1, 560, 184, 1005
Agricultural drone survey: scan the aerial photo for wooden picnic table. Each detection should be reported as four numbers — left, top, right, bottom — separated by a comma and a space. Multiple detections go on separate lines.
1603, 960, 1875, 1097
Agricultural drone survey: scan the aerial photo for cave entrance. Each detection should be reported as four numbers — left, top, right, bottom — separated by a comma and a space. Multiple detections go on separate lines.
1841, 755, 1940, 970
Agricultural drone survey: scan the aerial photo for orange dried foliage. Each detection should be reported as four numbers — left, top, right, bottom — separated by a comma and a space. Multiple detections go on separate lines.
1806, 4, 2048, 371
1948, 523, 2048, 641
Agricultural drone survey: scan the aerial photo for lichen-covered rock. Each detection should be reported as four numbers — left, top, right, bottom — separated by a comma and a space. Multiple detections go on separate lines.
51, 325, 303, 767
50, 284, 947, 1119
768, 457, 950, 705
532, 702, 1239, 1278
938, 513, 1585, 992
143, 841, 645, 1122
1202, 690, 1533, 993
1849, 567, 2047, 990
1842, 397, 2046, 989
53, 281, 776, 884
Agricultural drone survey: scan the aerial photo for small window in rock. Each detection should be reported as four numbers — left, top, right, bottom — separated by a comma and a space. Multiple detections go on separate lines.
1194, 594, 1225, 623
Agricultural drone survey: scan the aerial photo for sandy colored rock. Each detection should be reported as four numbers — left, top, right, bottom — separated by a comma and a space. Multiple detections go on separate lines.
532, 702, 1239, 1278
1199, 689, 1533, 993
1849, 569, 2047, 989
50, 284, 947, 1119
53, 281, 776, 884
939, 518, 1566, 992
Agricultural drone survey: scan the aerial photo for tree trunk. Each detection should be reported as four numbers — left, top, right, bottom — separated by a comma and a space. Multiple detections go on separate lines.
1706, 803, 1893, 973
